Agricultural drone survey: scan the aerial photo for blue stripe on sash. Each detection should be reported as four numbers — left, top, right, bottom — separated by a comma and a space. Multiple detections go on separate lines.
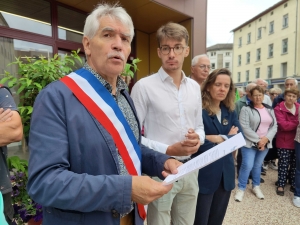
74, 68, 142, 161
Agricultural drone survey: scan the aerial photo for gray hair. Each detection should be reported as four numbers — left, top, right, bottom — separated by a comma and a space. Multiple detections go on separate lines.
191, 54, 209, 66
269, 87, 282, 94
285, 77, 298, 86
83, 3, 134, 41
253, 78, 268, 85
246, 83, 257, 92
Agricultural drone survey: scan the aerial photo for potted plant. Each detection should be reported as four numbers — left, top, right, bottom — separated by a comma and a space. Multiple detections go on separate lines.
0, 49, 83, 142
7, 156, 42, 225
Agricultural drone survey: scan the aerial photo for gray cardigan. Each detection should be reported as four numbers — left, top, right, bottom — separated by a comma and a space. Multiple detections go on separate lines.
239, 103, 277, 148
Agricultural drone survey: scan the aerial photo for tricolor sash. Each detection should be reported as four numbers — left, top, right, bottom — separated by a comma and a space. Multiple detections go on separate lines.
60, 68, 146, 220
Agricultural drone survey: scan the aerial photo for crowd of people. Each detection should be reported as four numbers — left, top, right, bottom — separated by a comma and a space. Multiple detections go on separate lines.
1, 2, 300, 225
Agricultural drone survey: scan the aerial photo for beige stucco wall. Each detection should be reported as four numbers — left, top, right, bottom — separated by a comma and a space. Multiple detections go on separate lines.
232, 0, 299, 86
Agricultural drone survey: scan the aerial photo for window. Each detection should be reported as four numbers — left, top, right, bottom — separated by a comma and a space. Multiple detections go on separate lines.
246, 52, 250, 64
256, 48, 261, 61
267, 65, 273, 78
281, 62, 287, 77
269, 21, 274, 34
225, 62, 230, 68
238, 55, 241, 66
248, 24, 251, 27
211, 63, 215, 69
271, 11, 273, 15
247, 33, 251, 44
210, 52, 216, 56
284, 3, 288, 8
282, 38, 288, 54
257, 27, 262, 39
283, 14, 288, 28
246, 70, 249, 81
268, 44, 274, 58
225, 52, 230, 56
259, 18, 261, 22
239, 37, 242, 47
255, 68, 260, 78
238, 72, 241, 82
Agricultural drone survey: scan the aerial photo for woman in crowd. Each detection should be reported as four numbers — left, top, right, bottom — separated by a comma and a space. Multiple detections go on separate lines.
263, 87, 282, 170
235, 86, 277, 202
269, 87, 282, 102
193, 68, 242, 225
274, 88, 299, 196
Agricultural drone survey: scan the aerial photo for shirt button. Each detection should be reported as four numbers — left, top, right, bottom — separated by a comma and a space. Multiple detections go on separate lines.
111, 209, 119, 218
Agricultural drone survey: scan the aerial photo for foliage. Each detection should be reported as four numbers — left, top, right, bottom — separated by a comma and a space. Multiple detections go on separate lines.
121, 58, 141, 78
0, 49, 82, 138
7, 156, 42, 225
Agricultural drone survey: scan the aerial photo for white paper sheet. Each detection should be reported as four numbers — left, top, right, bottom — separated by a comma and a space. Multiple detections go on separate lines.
163, 133, 246, 185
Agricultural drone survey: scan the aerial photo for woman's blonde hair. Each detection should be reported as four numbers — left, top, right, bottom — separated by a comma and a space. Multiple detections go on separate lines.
202, 68, 235, 115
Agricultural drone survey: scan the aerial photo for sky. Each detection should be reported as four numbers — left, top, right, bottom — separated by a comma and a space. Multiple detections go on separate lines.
207, 0, 281, 47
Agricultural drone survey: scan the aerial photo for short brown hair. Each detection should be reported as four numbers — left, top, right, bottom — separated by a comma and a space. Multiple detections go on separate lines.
284, 88, 300, 98
156, 22, 189, 47
202, 68, 235, 115
250, 86, 264, 96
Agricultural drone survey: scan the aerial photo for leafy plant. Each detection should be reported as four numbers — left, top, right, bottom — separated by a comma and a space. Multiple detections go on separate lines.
7, 156, 42, 225
121, 58, 141, 78
0, 49, 82, 138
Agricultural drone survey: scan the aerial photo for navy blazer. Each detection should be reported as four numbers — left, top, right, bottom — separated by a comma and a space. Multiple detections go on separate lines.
192, 103, 242, 194
27, 80, 170, 225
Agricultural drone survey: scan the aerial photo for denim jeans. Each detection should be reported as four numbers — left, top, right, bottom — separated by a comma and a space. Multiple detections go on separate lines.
238, 146, 269, 190
295, 141, 300, 197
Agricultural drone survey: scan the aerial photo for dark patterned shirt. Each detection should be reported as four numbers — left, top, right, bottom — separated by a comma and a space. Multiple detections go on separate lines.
83, 63, 137, 216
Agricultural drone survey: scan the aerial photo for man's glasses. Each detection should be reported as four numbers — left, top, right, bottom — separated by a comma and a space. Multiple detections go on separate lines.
160, 45, 186, 55
196, 65, 211, 70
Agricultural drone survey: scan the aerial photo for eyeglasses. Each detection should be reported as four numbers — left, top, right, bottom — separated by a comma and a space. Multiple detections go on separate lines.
159, 45, 186, 55
197, 65, 211, 70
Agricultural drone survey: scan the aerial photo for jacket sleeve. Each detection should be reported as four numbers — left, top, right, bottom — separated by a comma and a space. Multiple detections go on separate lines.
239, 107, 260, 143
274, 106, 298, 131
265, 109, 278, 141
27, 85, 132, 214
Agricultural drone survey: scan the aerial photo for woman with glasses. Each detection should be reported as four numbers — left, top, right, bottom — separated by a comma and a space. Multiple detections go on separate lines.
263, 87, 283, 171
269, 87, 282, 102
193, 68, 242, 225
274, 88, 299, 196
235, 86, 277, 202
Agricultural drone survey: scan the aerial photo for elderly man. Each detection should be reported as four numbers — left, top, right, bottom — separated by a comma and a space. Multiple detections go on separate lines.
272, 77, 300, 108
131, 22, 205, 225
27, 4, 181, 225
190, 54, 211, 86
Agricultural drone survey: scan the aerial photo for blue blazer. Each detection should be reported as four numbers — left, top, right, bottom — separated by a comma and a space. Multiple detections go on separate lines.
27, 80, 170, 225
192, 103, 242, 194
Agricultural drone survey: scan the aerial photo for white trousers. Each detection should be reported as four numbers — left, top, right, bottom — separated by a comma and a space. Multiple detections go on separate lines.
147, 170, 199, 225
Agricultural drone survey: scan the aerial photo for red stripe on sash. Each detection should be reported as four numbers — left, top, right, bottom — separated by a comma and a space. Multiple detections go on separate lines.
61, 76, 138, 175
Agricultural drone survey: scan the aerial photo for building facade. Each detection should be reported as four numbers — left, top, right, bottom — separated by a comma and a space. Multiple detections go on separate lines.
207, 43, 233, 72
0, 0, 207, 86
232, 0, 300, 89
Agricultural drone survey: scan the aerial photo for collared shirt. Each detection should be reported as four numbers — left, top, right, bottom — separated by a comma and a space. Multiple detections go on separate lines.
83, 63, 135, 216
131, 67, 205, 161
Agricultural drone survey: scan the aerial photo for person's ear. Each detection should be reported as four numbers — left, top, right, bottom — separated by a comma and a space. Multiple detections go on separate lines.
83, 36, 91, 56
184, 46, 190, 58
157, 47, 162, 59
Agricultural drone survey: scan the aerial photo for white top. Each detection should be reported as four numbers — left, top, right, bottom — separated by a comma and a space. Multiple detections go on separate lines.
131, 67, 205, 160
